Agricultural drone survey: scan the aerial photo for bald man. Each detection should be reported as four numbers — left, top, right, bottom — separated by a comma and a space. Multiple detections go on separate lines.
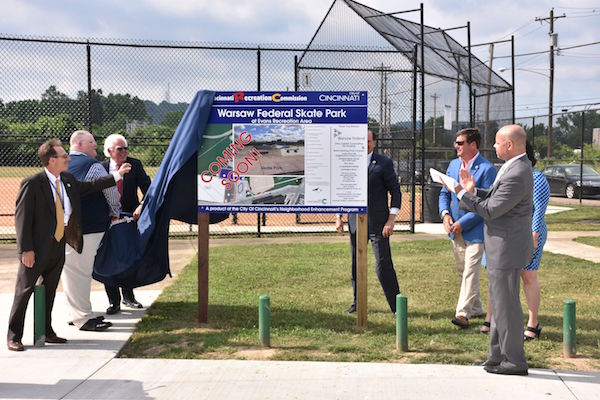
63, 130, 130, 331
456, 125, 533, 376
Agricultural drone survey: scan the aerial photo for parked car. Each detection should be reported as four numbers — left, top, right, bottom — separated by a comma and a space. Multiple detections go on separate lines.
540, 164, 600, 199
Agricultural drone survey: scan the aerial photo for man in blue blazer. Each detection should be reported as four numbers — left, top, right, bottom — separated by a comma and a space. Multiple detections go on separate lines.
336, 130, 401, 314
439, 128, 496, 329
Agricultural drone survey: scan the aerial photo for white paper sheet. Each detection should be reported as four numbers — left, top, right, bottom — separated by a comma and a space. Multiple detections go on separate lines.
429, 168, 459, 193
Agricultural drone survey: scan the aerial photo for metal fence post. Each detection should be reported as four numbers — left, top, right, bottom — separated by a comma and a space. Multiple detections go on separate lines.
259, 294, 270, 347
563, 299, 576, 358
86, 40, 93, 133
34, 285, 45, 346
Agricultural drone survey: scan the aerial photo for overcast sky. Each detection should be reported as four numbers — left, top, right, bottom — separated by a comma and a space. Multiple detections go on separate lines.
2, 0, 599, 119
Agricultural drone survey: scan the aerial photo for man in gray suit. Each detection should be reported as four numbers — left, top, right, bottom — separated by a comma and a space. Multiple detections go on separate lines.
455, 124, 533, 376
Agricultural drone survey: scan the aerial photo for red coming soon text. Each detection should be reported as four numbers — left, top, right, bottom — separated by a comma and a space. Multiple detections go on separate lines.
200, 130, 262, 190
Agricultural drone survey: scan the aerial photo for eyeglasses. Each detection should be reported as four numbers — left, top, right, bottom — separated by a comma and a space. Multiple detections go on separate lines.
114, 146, 128, 152
454, 141, 465, 146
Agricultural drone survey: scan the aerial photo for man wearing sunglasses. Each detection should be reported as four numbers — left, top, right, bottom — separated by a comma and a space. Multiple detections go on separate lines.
101, 134, 151, 314
439, 128, 496, 329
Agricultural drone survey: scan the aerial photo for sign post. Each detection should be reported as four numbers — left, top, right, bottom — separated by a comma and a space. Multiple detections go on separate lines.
197, 213, 210, 323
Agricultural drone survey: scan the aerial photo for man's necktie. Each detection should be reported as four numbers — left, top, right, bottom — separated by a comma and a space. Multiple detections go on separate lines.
116, 164, 123, 198
54, 178, 64, 242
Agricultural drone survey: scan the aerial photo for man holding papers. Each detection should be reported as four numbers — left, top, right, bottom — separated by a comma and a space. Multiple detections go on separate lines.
438, 128, 496, 329
455, 124, 533, 376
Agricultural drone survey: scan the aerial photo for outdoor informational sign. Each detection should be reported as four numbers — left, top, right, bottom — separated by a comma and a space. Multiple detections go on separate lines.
197, 91, 368, 214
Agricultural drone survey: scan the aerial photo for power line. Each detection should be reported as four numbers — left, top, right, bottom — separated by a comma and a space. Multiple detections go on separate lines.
494, 40, 600, 59
555, 6, 600, 10
496, 19, 536, 41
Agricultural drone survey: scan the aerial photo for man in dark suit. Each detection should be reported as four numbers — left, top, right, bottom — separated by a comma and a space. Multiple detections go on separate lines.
457, 124, 533, 376
335, 130, 401, 314
101, 133, 151, 314
7, 139, 129, 351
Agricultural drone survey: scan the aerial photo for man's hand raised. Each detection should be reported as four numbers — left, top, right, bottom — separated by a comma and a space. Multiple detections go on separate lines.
118, 163, 132, 176
459, 169, 476, 193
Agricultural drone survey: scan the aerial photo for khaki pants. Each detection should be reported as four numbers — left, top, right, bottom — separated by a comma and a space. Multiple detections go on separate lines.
62, 232, 104, 328
451, 235, 484, 319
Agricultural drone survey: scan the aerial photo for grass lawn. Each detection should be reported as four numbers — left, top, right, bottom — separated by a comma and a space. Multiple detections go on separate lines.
546, 205, 600, 231
120, 239, 600, 370
573, 236, 600, 248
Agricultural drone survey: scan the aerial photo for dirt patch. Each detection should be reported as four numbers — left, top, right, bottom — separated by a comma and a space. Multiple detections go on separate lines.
232, 346, 278, 360
581, 219, 600, 225
549, 355, 600, 371
171, 327, 220, 335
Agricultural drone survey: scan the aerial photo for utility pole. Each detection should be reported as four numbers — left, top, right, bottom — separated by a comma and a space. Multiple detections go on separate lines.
536, 8, 565, 158
431, 93, 438, 145
484, 44, 494, 150
455, 67, 461, 132
376, 63, 391, 139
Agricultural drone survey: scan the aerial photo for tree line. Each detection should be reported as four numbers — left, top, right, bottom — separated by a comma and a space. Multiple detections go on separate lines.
0, 86, 187, 166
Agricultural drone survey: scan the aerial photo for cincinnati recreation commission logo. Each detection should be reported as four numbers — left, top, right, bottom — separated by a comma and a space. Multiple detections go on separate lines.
213, 92, 308, 103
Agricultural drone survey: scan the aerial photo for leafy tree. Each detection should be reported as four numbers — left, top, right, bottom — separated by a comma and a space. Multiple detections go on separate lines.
555, 110, 600, 148
33, 114, 77, 141
161, 110, 185, 129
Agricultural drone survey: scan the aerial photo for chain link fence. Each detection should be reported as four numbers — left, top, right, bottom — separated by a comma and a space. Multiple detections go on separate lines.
0, 35, 421, 239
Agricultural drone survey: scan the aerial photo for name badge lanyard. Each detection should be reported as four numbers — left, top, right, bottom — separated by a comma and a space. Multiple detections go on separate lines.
50, 179, 65, 209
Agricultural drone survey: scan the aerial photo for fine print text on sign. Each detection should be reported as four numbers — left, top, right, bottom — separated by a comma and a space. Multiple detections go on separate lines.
197, 91, 368, 214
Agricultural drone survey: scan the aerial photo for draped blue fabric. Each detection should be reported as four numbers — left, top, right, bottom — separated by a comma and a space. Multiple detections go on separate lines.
93, 90, 227, 287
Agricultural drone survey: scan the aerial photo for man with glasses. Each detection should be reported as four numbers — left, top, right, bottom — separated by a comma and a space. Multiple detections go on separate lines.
439, 128, 496, 329
101, 133, 151, 314
7, 139, 126, 351
62, 131, 130, 331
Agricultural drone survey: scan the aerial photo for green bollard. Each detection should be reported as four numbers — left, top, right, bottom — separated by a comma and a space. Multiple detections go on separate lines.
34, 285, 46, 347
563, 299, 576, 358
259, 294, 270, 347
396, 294, 408, 351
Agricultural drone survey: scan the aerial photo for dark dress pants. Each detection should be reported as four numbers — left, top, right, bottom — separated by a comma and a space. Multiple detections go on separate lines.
105, 284, 135, 306
8, 239, 65, 342
350, 230, 400, 313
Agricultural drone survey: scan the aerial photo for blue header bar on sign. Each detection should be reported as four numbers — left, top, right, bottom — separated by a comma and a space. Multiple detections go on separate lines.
209, 106, 366, 124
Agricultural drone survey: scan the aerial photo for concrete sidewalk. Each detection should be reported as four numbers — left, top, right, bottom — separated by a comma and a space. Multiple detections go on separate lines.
1, 233, 599, 399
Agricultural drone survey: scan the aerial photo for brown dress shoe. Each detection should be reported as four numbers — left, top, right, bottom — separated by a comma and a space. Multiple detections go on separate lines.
7, 340, 24, 351
45, 334, 68, 344
451, 315, 469, 329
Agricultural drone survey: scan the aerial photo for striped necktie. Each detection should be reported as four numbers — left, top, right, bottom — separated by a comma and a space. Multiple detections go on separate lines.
54, 178, 64, 242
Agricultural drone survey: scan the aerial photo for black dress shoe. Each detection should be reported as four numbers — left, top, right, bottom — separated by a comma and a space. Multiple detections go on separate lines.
106, 304, 121, 315
345, 304, 357, 314
80, 319, 113, 331
122, 298, 143, 308
7, 340, 24, 351
481, 359, 501, 367
484, 365, 528, 376
69, 316, 104, 326
45, 334, 67, 344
